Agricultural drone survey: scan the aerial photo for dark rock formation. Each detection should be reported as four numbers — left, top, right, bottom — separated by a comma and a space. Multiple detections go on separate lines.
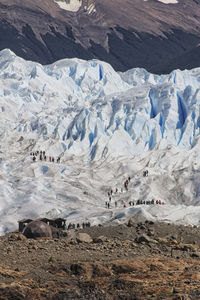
1, 0, 200, 74
23, 220, 52, 239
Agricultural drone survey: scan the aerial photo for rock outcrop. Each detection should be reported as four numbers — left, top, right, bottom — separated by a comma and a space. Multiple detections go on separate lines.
1, 0, 200, 73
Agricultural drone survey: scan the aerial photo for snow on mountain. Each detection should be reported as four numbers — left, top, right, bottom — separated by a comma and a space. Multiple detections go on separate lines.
0, 49, 200, 235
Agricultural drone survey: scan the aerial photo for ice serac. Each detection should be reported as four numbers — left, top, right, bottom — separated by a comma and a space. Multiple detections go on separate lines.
1, 50, 200, 234
0, 49, 200, 160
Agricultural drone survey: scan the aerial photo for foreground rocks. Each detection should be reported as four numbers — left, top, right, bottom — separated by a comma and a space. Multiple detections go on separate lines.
0, 221, 199, 299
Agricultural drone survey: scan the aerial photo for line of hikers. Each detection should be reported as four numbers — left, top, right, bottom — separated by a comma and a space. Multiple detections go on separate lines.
105, 199, 165, 209
30, 150, 61, 163
107, 176, 131, 200
67, 221, 91, 229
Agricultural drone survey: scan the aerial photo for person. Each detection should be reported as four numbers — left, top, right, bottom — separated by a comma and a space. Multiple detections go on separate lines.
33, 156, 36, 162
109, 196, 111, 202
124, 181, 128, 191
44, 155, 47, 161
115, 188, 118, 193
49, 156, 51, 162
128, 176, 131, 182
108, 202, 110, 209
39, 154, 42, 161
52, 157, 54, 162
115, 201, 117, 208
124, 203, 126, 208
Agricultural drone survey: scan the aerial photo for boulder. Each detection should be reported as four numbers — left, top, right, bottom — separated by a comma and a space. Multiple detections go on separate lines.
50, 226, 60, 238
135, 234, 157, 244
7, 233, 27, 241
127, 218, 135, 227
76, 233, 92, 243
93, 236, 108, 243
23, 220, 52, 239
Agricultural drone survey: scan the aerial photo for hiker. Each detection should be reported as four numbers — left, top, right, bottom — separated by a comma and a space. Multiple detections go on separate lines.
44, 155, 47, 161
128, 176, 131, 182
43, 151, 45, 156
108, 202, 110, 209
115, 188, 118, 193
77, 223, 80, 228
124, 181, 128, 191
33, 156, 36, 162
125, 179, 129, 191
108, 192, 110, 197
57, 157, 60, 163
110, 189, 113, 195
49, 156, 51, 162
129, 201, 132, 206
109, 196, 112, 202
115, 201, 117, 208
124, 203, 127, 208
39, 154, 42, 161
52, 157, 54, 162
82, 222, 85, 229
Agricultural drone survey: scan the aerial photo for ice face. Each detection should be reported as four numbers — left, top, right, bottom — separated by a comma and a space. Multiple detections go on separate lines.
0, 49, 200, 234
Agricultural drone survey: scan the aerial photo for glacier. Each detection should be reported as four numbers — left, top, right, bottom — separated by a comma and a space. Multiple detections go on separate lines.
0, 49, 200, 234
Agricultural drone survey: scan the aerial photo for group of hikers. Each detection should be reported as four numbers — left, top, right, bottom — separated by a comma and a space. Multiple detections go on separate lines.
67, 221, 91, 230
105, 171, 165, 209
30, 151, 61, 163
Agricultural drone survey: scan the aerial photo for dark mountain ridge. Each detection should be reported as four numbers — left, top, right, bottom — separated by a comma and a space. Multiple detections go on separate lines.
1, 0, 200, 74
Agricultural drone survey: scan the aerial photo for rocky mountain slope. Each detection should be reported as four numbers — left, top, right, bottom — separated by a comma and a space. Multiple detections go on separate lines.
1, 0, 200, 73
0, 221, 199, 299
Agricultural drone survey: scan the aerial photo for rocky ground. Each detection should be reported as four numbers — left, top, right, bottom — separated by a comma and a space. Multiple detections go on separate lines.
0, 220, 199, 300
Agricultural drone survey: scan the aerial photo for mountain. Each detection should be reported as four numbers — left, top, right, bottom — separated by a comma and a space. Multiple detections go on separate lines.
0, 50, 200, 234
1, 0, 200, 74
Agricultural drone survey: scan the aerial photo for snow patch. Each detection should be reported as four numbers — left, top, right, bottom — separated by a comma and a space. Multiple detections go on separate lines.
54, 0, 82, 12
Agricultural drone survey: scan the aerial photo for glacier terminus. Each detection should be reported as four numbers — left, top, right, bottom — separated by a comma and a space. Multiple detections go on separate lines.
0, 49, 200, 234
